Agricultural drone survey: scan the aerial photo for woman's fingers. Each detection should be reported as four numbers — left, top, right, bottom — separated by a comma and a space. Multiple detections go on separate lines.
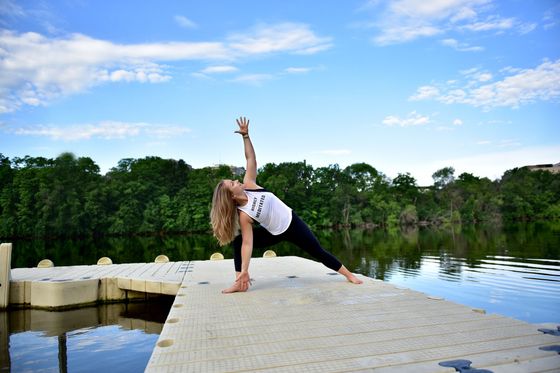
236, 116, 249, 127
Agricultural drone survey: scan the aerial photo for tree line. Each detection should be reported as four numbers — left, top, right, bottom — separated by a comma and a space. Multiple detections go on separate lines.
0, 152, 558, 239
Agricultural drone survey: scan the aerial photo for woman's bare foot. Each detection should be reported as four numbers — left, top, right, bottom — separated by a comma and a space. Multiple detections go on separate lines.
221, 281, 248, 294
338, 265, 363, 284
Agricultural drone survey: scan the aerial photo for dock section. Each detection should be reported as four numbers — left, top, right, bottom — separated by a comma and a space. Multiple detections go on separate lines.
10, 260, 191, 308
147, 256, 560, 373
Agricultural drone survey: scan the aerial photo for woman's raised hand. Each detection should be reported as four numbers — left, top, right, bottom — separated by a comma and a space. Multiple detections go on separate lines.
235, 116, 249, 136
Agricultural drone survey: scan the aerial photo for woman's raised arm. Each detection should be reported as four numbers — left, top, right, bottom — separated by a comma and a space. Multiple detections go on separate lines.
235, 117, 258, 187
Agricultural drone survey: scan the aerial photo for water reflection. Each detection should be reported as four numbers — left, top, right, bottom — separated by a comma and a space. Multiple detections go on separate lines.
328, 223, 560, 323
3, 298, 173, 372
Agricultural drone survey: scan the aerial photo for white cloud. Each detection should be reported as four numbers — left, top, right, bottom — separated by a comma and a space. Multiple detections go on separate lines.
230, 74, 274, 86
0, 0, 25, 20
460, 15, 514, 32
543, 7, 560, 29
410, 59, 560, 109
0, 23, 331, 113
8, 121, 190, 141
374, 24, 441, 45
476, 72, 492, 82
101, 63, 172, 83
360, 0, 534, 46
440, 38, 483, 52
451, 7, 478, 22
364, 0, 488, 45
174, 15, 197, 29
284, 67, 312, 74
453, 119, 463, 126
227, 23, 332, 55
200, 65, 238, 74
410, 85, 440, 100
518, 23, 537, 34
383, 111, 431, 127
497, 139, 521, 148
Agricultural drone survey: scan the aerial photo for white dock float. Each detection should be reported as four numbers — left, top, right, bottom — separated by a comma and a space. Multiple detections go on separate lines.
10, 260, 191, 308
146, 256, 560, 373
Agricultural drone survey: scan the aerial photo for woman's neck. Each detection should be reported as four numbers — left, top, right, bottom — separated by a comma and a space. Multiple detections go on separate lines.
233, 192, 248, 206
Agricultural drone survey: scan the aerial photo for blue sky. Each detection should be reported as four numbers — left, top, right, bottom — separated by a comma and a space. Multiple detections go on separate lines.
1, 0, 558, 185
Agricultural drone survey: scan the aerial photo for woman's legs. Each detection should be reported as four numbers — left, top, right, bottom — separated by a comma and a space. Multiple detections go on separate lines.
285, 212, 363, 284
228, 212, 362, 290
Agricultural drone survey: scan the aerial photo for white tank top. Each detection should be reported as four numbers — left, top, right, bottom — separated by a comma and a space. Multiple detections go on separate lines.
237, 189, 292, 235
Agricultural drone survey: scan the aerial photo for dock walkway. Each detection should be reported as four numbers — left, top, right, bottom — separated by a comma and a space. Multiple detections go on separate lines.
146, 256, 560, 373
10, 260, 192, 308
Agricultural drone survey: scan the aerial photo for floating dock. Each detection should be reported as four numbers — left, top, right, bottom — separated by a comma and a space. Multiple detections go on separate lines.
3, 242, 560, 372
8, 258, 191, 308
146, 256, 560, 373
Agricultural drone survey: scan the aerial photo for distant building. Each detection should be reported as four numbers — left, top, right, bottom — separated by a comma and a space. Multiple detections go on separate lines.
526, 162, 560, 174
212, 164, 245, 177
230, 166, 245, 177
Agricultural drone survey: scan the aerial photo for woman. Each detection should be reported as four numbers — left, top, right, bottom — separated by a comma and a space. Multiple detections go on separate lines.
211, 117, 363, 293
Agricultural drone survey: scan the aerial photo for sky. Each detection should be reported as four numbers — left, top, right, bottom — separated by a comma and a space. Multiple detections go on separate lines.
0, 0, 559, 185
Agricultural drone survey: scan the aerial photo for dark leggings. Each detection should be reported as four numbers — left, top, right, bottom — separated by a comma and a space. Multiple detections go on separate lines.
232, 211, 343, 272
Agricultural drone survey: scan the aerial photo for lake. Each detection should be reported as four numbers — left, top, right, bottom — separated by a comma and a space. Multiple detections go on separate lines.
3, 222, 560, 372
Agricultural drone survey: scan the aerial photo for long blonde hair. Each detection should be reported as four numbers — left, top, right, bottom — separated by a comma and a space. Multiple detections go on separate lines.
211, 180, 239, 246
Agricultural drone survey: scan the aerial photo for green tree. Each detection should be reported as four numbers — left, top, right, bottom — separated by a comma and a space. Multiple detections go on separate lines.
432, 166, 455, 190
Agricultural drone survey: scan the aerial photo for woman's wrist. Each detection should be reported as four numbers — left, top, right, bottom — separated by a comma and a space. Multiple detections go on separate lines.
242, 134, 249, 139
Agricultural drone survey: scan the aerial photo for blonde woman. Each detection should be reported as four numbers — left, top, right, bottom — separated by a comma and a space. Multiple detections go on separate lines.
211, 117, 363, 293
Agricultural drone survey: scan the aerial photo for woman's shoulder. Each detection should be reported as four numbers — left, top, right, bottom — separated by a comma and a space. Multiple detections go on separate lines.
244, 187, 271, 193
243, 180, 260, 189
243, 182, 266, 192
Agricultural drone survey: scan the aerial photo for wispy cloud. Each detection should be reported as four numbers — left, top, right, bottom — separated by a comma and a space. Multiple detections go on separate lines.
0, 0, 25, 20
440, 38, 483, 52
382, 111, 431, 127
284, 67, 313, 74
497, 139, 521, 148
200, 65, 238, 74
174, 15, 197, 29
0, 23, 331, 113
358, 0, 536, 46
410, 85, 440, 101
460, 15, 515, 32
7, 121, 190, 141
475, 139, 520, 147
230, 74, 275, 86
543, 6, 560, 30
193, 65, 318, 83
409, 59, 560, 109
227, 23, 332, 55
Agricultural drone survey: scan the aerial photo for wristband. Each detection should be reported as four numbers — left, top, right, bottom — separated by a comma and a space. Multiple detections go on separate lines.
242, 134, 249, 139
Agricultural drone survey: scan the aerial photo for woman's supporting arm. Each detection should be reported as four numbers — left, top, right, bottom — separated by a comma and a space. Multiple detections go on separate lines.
237, 212, 254, 290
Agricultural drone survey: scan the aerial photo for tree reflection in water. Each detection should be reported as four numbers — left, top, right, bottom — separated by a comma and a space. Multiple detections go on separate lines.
6, 298, 173, 372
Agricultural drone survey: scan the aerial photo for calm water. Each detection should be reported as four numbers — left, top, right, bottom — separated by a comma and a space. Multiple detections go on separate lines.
2, 300, 174, 373
4, 222, 560, 372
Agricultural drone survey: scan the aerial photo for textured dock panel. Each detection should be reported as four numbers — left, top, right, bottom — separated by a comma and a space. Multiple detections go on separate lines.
146, 257, 560, 373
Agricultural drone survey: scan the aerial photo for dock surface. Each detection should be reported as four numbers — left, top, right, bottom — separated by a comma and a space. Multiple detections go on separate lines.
146, 256, 560, 373
10, 260, 191, 308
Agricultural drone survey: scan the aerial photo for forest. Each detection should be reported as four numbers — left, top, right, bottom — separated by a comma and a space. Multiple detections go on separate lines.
0, 152, 559, 239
